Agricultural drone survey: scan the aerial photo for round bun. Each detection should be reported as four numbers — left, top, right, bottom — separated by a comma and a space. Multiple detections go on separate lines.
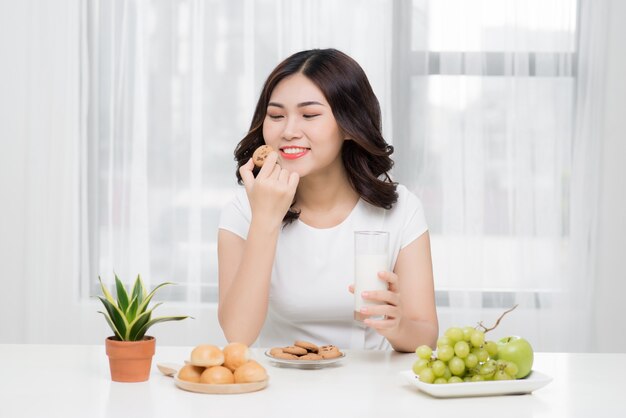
234, 360, 267, 383
223, 342, 251, 371
177, 364, 204, 382
200, 366, 234, 384
190, 344, 224, 367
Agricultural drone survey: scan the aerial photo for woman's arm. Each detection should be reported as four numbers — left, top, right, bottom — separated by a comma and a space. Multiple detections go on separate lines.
217, 225, 278, 345
217, 153, 299, 344
361, 231, 439, 352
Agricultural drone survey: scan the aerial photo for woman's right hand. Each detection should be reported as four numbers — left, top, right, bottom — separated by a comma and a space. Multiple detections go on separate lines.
239, 151, 300, 228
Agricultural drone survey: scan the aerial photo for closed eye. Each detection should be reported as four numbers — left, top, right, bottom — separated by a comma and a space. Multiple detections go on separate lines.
303, 114, 320, 119
267, 114, 284, 120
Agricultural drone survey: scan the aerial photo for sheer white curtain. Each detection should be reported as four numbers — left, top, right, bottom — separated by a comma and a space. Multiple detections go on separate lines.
569, 0, 610, 351
83, 0, 603, 350
83, 0, 392, 302
0, 0, 106, 344
389, 0, 581, 350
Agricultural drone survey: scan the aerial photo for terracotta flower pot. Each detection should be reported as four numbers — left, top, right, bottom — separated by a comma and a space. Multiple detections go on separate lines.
105, 336, 156, 382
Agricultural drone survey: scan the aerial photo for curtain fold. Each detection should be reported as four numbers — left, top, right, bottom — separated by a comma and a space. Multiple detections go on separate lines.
0, 0, 95, 344
567, 0, 609, 351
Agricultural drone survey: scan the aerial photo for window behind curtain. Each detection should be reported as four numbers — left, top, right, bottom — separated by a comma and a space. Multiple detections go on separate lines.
83, 0, 577, 311
393, 0, 577, 308
82, 0, 392, 301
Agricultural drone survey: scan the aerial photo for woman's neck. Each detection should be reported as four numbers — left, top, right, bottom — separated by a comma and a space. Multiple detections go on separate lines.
294, 166, 360, 228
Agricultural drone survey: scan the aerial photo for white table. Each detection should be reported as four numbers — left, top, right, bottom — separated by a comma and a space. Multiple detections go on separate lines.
0, 344, 622, 417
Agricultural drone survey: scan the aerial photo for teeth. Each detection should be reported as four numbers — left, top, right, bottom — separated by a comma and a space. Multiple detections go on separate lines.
282, 148, 307, 155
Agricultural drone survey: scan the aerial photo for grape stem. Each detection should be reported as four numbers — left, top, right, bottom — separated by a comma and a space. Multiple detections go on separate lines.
477, 304, 519, 333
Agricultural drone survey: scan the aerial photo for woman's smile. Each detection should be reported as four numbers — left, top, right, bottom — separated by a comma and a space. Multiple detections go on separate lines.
280, 146, 310, 159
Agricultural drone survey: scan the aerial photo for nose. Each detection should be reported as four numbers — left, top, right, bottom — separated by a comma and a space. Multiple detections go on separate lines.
281, 117, 302, 141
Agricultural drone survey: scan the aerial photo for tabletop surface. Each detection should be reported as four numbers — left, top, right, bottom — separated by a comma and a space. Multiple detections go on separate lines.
0, 344, 623, 418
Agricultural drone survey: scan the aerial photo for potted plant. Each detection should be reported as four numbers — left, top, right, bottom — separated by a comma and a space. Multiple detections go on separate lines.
96, 274, 191, 382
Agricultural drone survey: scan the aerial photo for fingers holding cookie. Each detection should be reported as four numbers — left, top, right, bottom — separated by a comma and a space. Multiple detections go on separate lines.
243, 145, 298, 226
253, 145, 274, 168
239, 157, 256, 193
256, 148, 280, 178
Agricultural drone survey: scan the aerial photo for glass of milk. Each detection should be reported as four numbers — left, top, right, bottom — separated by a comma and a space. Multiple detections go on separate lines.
354, 231, 389, 322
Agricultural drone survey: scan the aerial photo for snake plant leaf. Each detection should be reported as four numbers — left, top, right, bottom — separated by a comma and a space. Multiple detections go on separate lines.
131, 275, 144, 307
125, 295, 139, 323
127, 302, 162, 334
136, 282, 175, 315
133, 315, 191, 341
97, 296, 128, 339
98, 311, 123, 340
127, 305, 157, 341
139, 274, 148, 300
114, 274, 130, 312
98, 276, 116, 305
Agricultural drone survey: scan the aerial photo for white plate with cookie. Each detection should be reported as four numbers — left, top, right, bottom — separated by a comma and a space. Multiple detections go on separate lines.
264, 342, 346, 369
264, 350, 346, 369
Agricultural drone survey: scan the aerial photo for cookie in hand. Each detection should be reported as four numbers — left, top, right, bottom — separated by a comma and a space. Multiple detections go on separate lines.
252, 145, 274, 167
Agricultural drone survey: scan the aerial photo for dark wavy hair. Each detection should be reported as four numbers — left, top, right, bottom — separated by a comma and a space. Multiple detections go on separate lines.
234, 48, 398, 225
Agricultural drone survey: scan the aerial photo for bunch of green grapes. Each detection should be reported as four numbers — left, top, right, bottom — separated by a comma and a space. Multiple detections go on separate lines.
412, 326, 519, 384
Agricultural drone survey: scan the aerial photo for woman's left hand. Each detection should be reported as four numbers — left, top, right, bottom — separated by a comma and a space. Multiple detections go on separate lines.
349, 271, 402, 338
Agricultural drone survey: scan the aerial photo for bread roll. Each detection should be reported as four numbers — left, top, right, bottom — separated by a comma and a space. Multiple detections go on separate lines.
177, 364, 204, 382
190, 344, 224, 367
200, 366, 234, 384
223, 342, 250, 371
234, 360, 267, 383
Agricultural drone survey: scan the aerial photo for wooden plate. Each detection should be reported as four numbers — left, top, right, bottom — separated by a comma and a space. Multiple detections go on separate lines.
157, 362, 269, 394
174, 376, 269, 394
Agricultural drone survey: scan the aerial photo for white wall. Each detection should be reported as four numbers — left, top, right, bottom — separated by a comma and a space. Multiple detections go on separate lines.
591, 0, 626, 352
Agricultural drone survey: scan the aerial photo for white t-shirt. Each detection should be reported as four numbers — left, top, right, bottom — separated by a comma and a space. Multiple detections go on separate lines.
218, 184, 428, 350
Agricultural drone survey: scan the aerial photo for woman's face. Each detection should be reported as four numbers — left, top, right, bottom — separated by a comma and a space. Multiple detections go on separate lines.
262, 73, 346, 179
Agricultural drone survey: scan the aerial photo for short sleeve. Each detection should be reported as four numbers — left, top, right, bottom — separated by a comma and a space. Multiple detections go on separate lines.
218, 188, 251, 240
399, 186, 429, 248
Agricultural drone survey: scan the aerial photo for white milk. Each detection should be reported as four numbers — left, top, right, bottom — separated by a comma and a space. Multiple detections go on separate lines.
354, 254, 388, 320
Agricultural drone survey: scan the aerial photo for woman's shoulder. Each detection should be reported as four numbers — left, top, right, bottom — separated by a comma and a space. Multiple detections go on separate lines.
356, 183, 424, 226
223, 186, 249, 209
389, 183, 429, 243
218, 186, 251, 235
394, 183, 424, 209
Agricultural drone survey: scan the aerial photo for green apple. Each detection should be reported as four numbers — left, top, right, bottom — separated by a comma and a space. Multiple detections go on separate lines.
495, 336, 534, 378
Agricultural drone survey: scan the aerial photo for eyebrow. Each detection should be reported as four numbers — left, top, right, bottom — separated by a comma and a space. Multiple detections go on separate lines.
267, 101, 326, 108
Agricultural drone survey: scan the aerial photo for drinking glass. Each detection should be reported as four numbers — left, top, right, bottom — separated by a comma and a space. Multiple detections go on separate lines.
353, 231, 389, 322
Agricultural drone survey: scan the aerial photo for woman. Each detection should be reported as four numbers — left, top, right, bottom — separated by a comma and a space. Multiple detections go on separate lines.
218, 48, 437, 352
